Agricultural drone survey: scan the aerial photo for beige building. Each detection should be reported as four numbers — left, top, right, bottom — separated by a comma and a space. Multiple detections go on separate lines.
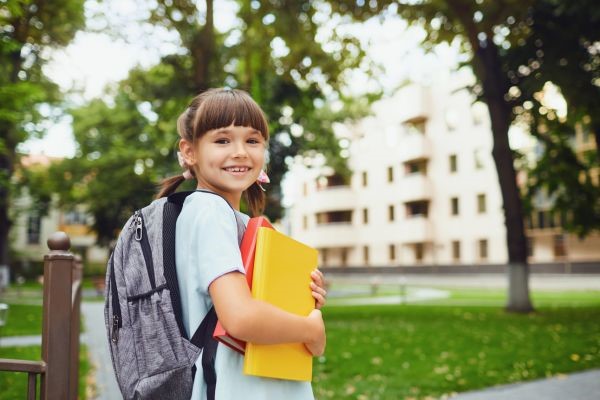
523, 124, 600, 264
11, 154, 108, 267
287, 78, 600, 268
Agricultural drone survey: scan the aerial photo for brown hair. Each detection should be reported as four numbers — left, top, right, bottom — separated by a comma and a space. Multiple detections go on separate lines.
156, 88, 270, 216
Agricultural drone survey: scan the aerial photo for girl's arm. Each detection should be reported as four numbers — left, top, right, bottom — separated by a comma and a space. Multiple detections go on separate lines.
209, 272, 326, 356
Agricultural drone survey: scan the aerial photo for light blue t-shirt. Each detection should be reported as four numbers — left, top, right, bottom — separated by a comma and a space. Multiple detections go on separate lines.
175, 191, 314, 400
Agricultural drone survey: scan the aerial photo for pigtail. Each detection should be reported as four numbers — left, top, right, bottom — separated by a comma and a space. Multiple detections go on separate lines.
156, 175, 186, 199
244, 183, 266, 216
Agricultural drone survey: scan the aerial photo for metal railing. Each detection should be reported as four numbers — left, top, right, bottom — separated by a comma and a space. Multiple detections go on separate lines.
0, 231, 82, 400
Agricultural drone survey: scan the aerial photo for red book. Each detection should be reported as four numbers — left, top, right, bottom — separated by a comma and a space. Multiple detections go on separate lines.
213, 216, 274, 354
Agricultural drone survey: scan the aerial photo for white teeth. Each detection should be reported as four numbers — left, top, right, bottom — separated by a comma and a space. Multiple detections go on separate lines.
226, 167, 249, 172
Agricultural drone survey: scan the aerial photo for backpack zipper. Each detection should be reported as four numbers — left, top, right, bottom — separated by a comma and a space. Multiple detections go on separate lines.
133, 211, 143, 241
138, 212, 157, 289
109, 252, 122, 343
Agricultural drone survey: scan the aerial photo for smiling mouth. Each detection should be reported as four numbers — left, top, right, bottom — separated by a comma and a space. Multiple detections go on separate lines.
224, 167, 251, 173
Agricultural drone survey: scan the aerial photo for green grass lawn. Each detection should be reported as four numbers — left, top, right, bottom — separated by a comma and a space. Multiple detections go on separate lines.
314, 304, 600, 399
0, 345, 91, 400
2, 283, 599, 399
0, 303, 43, 337
327, 283, 600, 308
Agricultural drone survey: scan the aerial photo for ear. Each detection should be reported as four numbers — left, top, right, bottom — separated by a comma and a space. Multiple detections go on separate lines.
178, 139, 196, 166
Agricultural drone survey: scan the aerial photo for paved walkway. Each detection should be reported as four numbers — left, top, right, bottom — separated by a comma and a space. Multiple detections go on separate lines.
2, 274, 600, 399
327, 273, 600, 290
81, 301, 121, 400
452, 369, 600, 399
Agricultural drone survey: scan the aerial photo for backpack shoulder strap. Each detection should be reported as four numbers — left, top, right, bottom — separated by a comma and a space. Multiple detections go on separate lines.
190, 306, 218, 400
163, 191, 193, 338
163, 189, 246, 400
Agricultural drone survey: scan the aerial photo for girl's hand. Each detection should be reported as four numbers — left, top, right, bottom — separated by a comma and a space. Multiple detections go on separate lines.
304, 309, 326, 356
310, 269, 327, 309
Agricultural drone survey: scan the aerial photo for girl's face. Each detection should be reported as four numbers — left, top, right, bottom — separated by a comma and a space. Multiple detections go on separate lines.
190, 123, 266, 208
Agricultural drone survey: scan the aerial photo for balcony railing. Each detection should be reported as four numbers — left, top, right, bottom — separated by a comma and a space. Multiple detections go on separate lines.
306, 185, 356, 212
298, 223, 357, 248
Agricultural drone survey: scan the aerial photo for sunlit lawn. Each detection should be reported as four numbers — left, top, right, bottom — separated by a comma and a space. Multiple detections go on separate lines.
314, 300, 600, 399
0, 345, 91, 400
1, 289, 92, 398
2, 283, 599, 399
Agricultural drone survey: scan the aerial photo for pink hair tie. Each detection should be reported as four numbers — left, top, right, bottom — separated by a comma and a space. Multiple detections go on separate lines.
177, 152, 194, 180
257, 170, 270, 191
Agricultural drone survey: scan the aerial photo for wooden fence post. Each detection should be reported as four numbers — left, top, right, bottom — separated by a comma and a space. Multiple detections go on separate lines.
41, 232, 74, 400
70, 254, 83, 400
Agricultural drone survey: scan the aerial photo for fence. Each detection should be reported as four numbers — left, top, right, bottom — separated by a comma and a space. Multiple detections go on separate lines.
0, 231, 82, 400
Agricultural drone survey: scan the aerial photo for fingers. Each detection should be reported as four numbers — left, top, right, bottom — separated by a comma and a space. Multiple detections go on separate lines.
310, 269, 327, 309
310, 269, 325, 288
310, 281, 327, 309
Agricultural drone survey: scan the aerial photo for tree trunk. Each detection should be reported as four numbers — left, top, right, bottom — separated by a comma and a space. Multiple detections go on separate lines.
593, 123, 600, 165
475, 41, 534, 313
0, 149, 13, 269
190, 0, 215, 92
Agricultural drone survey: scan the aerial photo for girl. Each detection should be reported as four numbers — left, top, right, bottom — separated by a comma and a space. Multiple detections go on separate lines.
157, 88, 327, 399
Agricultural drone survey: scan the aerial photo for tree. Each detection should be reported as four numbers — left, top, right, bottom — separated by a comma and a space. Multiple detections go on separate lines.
56, 0, 374, 242
332, 0, 600, 311
0, 0, 85, 269
328, 0, 537, 312
504, 0, 600, 237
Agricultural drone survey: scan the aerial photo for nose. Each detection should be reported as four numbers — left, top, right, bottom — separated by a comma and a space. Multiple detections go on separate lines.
233, 141, 248, 158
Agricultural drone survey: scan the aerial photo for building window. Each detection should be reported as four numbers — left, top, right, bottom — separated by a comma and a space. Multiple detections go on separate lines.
316, 210, 353, 225
403, 117, 426, 135
527, 237, 534, 257
452, 240, 461, 261
387, 166, 394, 183
303, 215, 308, 230
389, 244, 396, 261
415, 243, 424, 263
341, 248, 348, 266
445, 108, 459, 131
321, 248, 328, 266
317, 174, 347, 190
451, 197, 459, 216
388, 205, 395, 222
536, 210, 546, 229
478, 239, 488, 260
553, 234, 566, 258
404, 159, 428, 176
362, 171, 368, 187
526, 214, 534, 229
477, 194, 487, 214
363, 245, 370, 265
27, 212, 41, 245
405, 200, 429, 218
362, 208, 369, 224
474, 149, 485, 169
449, 154, 457, 173
63, 210, 88, 225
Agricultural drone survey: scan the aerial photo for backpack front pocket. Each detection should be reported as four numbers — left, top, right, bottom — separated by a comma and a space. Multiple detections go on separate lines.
128, 288, 196, 380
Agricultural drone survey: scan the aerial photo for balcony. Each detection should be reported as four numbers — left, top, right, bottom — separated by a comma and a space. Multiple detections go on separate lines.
398, 134, 431, 162
298, 223, 357, 248
307, 186, 356, 212
397, 217, 434, 243
398, 175, 432, 202
397, 85, 429, 122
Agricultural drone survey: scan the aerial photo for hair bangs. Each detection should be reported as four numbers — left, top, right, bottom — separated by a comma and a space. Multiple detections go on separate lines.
193, 90, 269, 140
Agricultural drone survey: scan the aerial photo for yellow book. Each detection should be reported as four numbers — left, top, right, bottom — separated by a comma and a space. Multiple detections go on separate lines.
243, 227, 318, 381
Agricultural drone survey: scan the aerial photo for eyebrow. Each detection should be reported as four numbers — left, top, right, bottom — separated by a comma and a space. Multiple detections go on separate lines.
212, 128, 262, 135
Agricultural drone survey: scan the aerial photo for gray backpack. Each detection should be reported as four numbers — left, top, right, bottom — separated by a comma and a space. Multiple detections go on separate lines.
104, 190, 245, 400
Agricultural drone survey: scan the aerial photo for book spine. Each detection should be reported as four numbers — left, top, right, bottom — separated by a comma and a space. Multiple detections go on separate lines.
245, 227, 270, 374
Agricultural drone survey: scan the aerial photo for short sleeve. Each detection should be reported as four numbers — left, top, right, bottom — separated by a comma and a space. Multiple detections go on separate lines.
179, 193, 246, 293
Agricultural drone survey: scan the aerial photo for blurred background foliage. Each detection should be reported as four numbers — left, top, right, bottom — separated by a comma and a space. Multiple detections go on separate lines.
1, 0, 599, 270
